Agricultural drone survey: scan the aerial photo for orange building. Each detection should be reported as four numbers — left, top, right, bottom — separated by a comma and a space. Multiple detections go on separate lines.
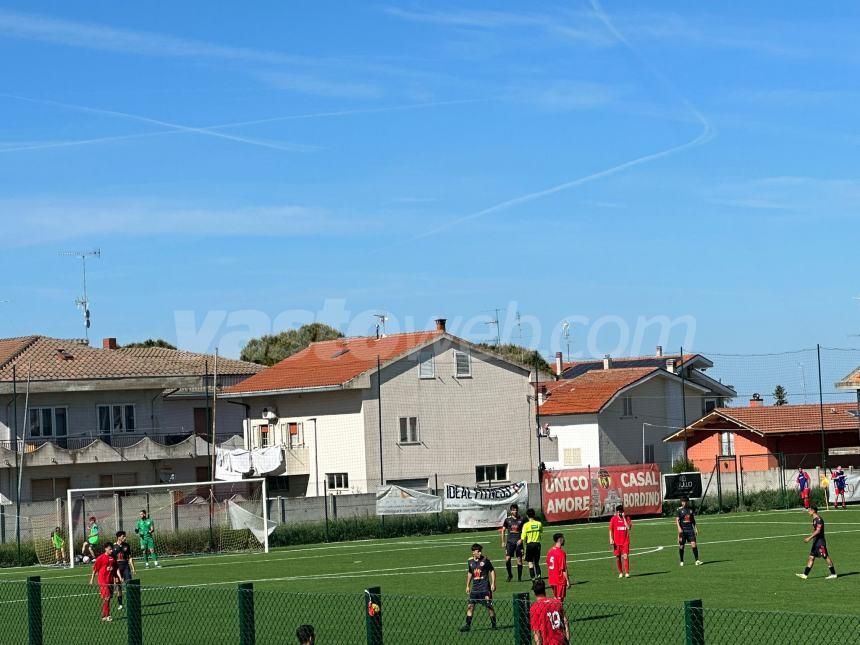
664, 401, 860, 471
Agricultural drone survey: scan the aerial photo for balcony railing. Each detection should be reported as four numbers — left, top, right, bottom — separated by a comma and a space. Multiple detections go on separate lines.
0, 428, 243, 452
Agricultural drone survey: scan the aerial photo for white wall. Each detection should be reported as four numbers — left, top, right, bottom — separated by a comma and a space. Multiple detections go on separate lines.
243, 391, 367, 497
543, 414, 600, 470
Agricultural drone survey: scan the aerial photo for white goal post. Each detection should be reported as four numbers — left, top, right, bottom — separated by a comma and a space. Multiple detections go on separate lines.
66, 478, 270, 569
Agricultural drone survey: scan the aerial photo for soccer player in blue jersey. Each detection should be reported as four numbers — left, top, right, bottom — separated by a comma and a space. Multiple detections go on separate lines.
460, 543, 497, 632
796, 468, 811, 509
831, 466, 847, 509
796, 506, 837, 580
676, 496, 702, 566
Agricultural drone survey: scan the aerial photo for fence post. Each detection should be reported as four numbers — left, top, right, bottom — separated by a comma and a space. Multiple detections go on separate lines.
26, 576, 42, 645
323, 481, 330, 543
684, 599, 704, 645
512, 592, 530, 645
238, 582, 255, 645
364, 586, 383, 645
127, 579, 142, 645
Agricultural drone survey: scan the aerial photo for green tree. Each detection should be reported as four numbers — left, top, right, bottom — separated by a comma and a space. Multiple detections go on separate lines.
475, 343, 551, 372
122, 339, 177, 349
773, 384, 788, 406
240, 323, 344, 366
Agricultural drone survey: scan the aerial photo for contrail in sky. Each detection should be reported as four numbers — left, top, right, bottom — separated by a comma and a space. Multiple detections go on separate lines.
383, 0, 714, 248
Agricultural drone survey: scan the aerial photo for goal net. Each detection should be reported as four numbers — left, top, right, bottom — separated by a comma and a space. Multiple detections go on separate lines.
66, 478, 274, 568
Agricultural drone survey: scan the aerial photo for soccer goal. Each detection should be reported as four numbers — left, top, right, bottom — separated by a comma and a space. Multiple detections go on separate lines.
66, 478, 274, 569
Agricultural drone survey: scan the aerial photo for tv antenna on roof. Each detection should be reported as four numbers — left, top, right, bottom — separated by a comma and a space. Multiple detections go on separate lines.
562, 321, 571, 363
59, 249, 101, 341
482, 308, 502, 346
374, 313, 388, 338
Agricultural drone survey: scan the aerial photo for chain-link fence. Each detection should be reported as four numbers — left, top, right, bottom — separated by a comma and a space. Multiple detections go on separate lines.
3, 577, 859, 644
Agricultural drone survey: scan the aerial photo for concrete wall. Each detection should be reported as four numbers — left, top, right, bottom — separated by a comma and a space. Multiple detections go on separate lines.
599, 378, 703, 467
360, 338, 534, 489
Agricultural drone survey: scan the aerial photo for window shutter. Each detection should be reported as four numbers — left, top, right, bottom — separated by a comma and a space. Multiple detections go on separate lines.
455, 350, 471, 377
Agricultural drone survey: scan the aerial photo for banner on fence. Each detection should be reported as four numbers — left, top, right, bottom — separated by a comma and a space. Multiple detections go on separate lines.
376, 485, 442, 515
828, 471, 860, 504
443, 481, 528, 511
543, 464, 662, 522
457, 507, 508, 529
662, 472, 703, 500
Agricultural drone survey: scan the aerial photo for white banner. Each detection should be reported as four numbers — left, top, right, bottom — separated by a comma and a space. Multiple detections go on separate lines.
458, 507, 508, 529
444, 481, 528, 511
376, 485, 442, 515
828, 471, 860, 503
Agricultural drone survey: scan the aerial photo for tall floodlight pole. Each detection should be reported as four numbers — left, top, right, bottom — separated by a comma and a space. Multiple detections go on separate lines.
59, 249, 101, 341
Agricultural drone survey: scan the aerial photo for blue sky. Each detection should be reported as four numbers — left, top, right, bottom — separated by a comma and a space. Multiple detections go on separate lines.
1, 1, 859, 367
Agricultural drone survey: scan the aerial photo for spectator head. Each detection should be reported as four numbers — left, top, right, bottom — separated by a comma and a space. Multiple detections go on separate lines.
296, 624, 315, 644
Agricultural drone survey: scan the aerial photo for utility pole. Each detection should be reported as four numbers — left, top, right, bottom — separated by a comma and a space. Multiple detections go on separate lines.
12, 365, 20, 558
562, 321, 571, 364
59, 249, 101, 341
816, 344, 827, 470
534, 356, 544, 511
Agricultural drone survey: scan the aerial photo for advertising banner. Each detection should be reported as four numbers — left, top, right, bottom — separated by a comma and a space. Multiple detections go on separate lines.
828, 471, 860, 504
662, 472, 703, 500
444, 481, 528, 511
543, 464, 662, 522
376, 485, 443, 515
457, 507, 508, 529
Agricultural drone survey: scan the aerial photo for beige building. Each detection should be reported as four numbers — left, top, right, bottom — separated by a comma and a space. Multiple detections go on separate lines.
0, 336, 261, 507
222, 320, 547, 497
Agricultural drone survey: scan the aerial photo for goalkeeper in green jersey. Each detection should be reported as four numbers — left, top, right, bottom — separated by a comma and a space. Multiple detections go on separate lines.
135, 510, 160, 568
50, 527, 66, 566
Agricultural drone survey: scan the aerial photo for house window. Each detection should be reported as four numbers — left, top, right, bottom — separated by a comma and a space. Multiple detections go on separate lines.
418, 348, 435, 379
399, 416, 419, 444
704, 398, 717, 414
622, 396, 634, 417
287, 422, 302, 448
30, 477, 70, 502
97, 405, 136, 434
720, 432, 735, 456
476, 464, 508, 484
327, 473, 349, 490
644, 444, 655, 463
28, 407, 68, 437
563, 448, 582, 467
267, 475, 290, 492
454, 350, 471, 378
259, 424, 270, 448
99, 473, 138, 489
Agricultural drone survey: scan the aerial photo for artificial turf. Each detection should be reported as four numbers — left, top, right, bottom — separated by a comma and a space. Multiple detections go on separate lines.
0, 507, 858, 643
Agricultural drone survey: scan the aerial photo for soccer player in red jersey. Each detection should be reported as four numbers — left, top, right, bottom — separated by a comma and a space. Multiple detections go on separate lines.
89, 543, 116, 622
609, 504, 632, 578
796, 468, 811, 509
529, 579, 570, 644
546, 533, 571, 602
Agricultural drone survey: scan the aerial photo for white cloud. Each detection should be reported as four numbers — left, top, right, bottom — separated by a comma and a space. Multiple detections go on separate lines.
253, 72, 383, 100
0, 200, 355, 246
707, 177, 860, 214
510, 81, 627, 112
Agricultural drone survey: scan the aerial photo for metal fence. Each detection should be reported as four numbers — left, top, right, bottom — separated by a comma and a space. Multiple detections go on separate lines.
3, 577, 859, 644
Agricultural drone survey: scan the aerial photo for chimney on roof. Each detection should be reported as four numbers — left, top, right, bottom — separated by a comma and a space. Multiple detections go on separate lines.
666, 358, 676, 373
656, 345, 663, 358
102, 337, 118, 350
603, 354, 612, 370
435, 318, 447, 333
750, 393, 764, 407
555, 352, 563, 376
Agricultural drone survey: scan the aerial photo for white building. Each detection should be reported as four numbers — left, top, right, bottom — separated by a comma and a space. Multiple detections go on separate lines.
222, 320, 547, 497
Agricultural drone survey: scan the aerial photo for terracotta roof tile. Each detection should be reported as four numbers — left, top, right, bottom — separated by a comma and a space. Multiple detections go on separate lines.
706, 403, 859, 435
0, 336, 262, 382
224, 331, 442, 394
538, 367, 660, 415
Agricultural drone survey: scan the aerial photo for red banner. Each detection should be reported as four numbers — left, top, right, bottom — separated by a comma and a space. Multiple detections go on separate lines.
542, 464, 662, 522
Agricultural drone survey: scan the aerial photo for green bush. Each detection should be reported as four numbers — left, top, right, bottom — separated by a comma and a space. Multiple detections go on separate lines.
0, 542, 37, 568
671, 459, 699, 474
270, 512, 461, 547
662, 486, 827, 516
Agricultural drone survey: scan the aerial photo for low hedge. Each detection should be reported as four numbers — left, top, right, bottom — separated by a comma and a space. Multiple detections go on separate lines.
0, 542, 37, 568
662, 487, 828, 516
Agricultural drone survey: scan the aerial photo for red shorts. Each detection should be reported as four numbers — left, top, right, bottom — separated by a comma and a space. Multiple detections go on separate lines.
835, 488, 845, 495
613, 543, 630, 557
99, 583, 112, 600
551, 583, 567, 602
800, 489, 809, 498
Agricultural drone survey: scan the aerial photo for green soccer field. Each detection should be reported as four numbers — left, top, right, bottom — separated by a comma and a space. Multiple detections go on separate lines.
1, 507, 859, 643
